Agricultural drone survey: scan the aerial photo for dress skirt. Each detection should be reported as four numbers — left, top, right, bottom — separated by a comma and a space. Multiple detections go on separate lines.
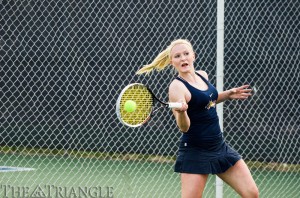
174, 140, 241, 174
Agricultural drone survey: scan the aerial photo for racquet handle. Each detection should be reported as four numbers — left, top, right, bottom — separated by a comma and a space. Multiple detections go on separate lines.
168, 102, 183, 108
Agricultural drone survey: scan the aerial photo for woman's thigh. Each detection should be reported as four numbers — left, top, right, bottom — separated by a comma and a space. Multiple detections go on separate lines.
217, 159, 259, 198
181, 173, 209, 198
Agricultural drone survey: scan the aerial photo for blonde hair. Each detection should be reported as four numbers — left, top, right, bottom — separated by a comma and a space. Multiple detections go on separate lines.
136, 39, 194, 75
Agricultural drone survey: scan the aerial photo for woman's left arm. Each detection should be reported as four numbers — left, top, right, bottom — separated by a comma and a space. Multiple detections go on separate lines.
216, 85, 252, 103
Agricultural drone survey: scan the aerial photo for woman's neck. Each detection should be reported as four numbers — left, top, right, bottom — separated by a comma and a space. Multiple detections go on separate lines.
178, 72, 198, 84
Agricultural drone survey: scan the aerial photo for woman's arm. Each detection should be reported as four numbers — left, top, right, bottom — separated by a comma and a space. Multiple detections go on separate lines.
217, 85, 252, 103
196, 70, 252, 104
169, 80, 190, 132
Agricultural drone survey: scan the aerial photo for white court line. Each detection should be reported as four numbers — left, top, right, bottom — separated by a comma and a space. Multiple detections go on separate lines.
0, 166, 35, 172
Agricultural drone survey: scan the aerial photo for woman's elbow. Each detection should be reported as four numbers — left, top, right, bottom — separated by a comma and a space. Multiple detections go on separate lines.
179, 125, 190, 133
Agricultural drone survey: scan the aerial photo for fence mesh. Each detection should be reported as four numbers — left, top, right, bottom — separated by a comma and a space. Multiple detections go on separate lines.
222, 1, 300, 197
1, 0, 299, 197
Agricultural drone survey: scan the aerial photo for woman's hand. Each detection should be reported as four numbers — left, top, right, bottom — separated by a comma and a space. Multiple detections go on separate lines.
229, 85, 252, 100
172, 100, 189, 132
174, 100, 188, 112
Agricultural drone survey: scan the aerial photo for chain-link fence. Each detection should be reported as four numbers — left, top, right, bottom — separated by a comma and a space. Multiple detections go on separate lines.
1, 0, 299, 197
222, 1, 299, 197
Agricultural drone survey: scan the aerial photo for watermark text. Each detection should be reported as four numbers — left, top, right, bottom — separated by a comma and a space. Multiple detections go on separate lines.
0, 185, 113, 198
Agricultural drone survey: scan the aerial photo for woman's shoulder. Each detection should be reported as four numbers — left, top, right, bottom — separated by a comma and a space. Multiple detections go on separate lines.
169, 77, 189, 93
169, 78, 185, 89
169, 77, 191, 102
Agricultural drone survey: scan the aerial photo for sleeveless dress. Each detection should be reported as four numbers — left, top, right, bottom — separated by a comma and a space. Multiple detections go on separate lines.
174, 72, 241, 174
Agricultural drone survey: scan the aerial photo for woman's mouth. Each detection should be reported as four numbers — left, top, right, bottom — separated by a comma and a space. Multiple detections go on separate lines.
181, 63, 189, 67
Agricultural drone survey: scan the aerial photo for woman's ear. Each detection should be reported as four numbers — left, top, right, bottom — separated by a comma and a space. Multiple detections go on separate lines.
193, 52, 197, 61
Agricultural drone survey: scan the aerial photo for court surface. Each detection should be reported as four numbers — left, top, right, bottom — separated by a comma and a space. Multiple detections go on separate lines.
0, 153, 299, 198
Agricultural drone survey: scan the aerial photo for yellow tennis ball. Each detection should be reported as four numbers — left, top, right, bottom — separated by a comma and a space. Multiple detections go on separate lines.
124, 100, 137, 113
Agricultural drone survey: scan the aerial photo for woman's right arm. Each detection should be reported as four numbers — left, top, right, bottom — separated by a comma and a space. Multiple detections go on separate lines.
169, 80, 190, 132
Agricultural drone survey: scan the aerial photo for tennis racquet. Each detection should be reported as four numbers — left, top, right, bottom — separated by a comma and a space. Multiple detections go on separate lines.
116, 83, 182, 127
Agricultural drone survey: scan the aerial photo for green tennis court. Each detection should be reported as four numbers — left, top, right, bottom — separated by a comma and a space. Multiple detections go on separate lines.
1, 153, 299, 198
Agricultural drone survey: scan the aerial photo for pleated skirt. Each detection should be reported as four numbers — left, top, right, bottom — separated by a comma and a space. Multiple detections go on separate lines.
174, 141, 241, 174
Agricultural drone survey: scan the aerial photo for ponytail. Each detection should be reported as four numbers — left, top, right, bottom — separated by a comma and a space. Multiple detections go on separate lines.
136, 39, 193, 75
136, 47, 170, 74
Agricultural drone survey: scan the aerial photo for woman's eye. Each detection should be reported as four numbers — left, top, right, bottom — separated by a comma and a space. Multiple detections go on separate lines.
184, 52, 189, 56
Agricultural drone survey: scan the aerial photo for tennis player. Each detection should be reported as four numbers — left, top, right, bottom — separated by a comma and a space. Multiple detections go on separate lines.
137, 39, 259, 198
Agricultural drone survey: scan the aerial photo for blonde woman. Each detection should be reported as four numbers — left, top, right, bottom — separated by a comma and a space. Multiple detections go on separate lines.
137, 39, 259, 198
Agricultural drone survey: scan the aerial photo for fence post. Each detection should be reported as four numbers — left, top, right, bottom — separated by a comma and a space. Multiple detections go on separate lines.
216, 0, 225, 197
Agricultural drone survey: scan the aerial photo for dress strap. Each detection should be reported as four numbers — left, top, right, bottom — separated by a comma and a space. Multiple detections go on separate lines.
195, 72, 210, 84
175, 76, 187, 84
175, 72, 210, 87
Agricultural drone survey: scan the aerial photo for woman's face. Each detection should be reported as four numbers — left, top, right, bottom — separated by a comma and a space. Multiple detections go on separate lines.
170, 43, 195, 73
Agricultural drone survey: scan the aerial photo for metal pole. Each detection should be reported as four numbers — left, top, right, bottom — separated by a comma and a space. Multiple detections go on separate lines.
216, 0, 225, 197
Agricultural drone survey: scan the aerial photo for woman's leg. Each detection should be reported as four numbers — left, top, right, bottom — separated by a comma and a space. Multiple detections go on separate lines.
181, 173, 209, 198
217, 159, 259, 198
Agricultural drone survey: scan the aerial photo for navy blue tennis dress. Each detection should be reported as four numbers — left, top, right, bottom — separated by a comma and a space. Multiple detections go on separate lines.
174, 72, 241, 174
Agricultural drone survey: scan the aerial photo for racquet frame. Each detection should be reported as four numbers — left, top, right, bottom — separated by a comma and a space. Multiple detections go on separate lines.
116, 83, 181, 127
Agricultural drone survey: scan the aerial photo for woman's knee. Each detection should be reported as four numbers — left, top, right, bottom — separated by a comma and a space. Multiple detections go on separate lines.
240, 185, 259, 198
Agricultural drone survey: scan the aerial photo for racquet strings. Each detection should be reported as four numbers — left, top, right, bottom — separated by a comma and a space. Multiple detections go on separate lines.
120, 84, 153, 126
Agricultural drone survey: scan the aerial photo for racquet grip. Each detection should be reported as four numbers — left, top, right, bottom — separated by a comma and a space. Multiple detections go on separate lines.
168, 102, 183, 108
